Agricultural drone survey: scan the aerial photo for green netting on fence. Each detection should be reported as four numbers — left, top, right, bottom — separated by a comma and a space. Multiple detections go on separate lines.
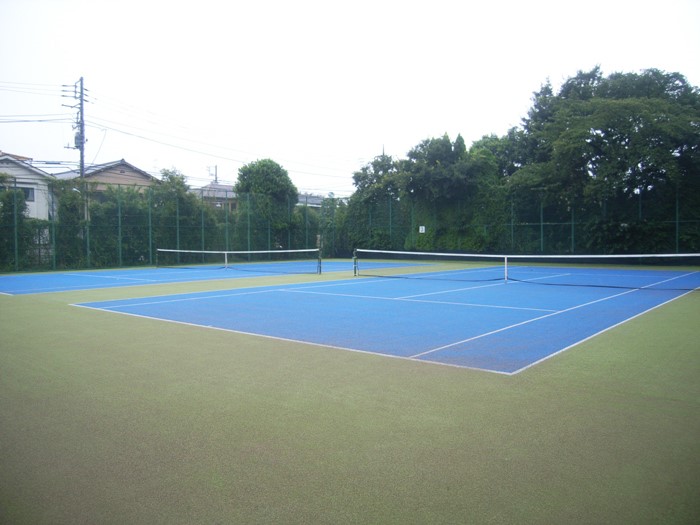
1, 181, 698, 272
0, 184, 328, 272
341, 190, 700, 256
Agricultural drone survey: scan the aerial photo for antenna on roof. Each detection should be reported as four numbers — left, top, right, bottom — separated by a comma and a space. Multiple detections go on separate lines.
209, 165, 218, 184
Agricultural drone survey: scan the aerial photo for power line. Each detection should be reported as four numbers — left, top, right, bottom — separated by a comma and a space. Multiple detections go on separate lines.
1, 78, 360, 194
0, 81, 63, 88
84, 87, 361, 177
0, 112, 72, 118
85, 117, 356, 181
84, 119, 250, 165
0, 82, 65, 97
0, 117, 73, 124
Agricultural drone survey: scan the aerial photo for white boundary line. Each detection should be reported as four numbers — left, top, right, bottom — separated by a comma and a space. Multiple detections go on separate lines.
81, 288, 279, 310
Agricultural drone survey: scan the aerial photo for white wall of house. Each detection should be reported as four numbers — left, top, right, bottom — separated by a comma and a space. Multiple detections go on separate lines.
0, 157, 55, 221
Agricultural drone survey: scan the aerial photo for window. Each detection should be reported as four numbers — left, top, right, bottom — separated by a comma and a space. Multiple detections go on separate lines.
0, 185, 34, 201
21, 187, 35, 202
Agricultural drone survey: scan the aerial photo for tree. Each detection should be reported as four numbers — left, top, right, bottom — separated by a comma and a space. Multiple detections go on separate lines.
352, 153, 397, 197
338, 68, 699, 255
512, 68, 700, 252
346, 154, 402, 250
53, 180, 85, 267
0, 179, 28, 270
234, 159, 298, 204
151, 168, 200, 251
234, 159, 299, 250
88, 185, 152, 267
401, 134, 470, 203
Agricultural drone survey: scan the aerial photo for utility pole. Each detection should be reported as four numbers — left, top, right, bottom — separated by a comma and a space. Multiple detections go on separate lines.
77, 77, 85, 179
63, 77, 86, 176
63, 77, 90, 265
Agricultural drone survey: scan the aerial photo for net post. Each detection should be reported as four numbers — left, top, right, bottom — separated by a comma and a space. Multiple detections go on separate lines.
353, 249, 358, 277
224, 251, 229, 269
504, 255, 509, 283
317, 250, 322, 275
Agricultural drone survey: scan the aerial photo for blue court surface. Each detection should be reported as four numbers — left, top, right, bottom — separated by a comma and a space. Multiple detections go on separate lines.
74, 266, 700, 374
0, 261, 355, 295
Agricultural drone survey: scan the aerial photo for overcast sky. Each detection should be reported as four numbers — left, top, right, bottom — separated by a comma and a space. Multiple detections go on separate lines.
2, 0, 699, 196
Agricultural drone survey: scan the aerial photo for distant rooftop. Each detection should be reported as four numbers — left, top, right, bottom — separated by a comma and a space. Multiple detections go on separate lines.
53, 159, 157, 181
0, 150, 33, 162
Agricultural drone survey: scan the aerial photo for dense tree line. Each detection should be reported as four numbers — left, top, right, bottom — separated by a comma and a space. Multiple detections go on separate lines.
339, 68, 700, 255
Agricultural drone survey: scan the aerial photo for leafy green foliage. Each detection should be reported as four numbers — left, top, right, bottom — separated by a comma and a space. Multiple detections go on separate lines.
54, 180, 86, 267
343, 68, 700, 254
0, 186, 28, 270
234, 159, 298, 205
234, 160, 300, 250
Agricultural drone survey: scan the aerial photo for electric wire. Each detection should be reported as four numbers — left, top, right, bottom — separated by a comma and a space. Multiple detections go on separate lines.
1, 80, 360, 195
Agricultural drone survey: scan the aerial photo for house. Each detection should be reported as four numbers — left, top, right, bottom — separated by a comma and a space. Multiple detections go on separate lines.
191, 186, 328, 214
0, 153, 56, 220
55, 159, 160, 191
0, 150, 32, 162
193, 182, 237, 212
298, 193, 325, 208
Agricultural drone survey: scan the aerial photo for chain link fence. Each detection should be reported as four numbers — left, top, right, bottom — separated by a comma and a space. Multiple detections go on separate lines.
0, 183, 325, 272
1, 180, 698, 273
342, 186, 700, 256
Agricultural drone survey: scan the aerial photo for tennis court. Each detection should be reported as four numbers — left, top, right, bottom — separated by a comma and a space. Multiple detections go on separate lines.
75, 260, 700, 374
0, 252, 348, 295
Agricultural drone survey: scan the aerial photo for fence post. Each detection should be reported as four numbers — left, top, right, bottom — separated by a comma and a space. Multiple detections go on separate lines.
51, 184, 57, 270
246, 193, 251, 252
570, 206, 575, 254
117, 186, 123, 266
539, 198, 544, 253
13, 178, 19, 271
148, 187, 153, 265
288, 195, 292, 250
225, 190, 230, 251
200, 188, 205, 259
176, 196, 180, 261
304, 194, 309, 249
510, 199, 515, 251
675, 185, 680, 253
84, 182, 91, 268
410, 201, 415, 248
388, 197, 393, 247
